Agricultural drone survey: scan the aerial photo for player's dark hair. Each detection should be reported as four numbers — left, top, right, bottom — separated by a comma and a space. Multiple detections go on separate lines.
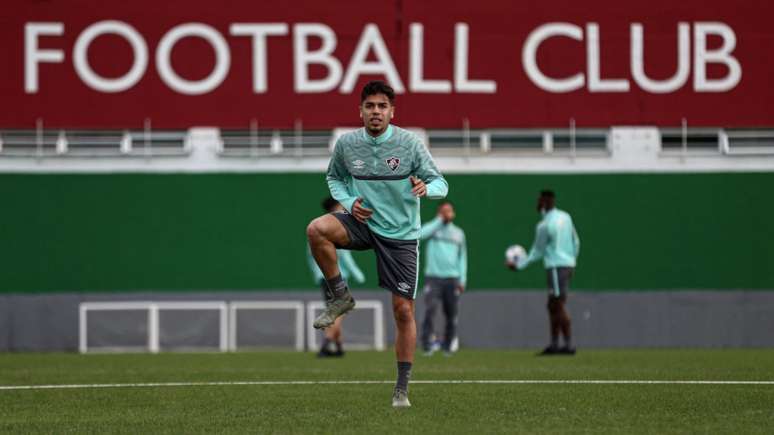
321, 196, 339, 212
437, 200, 454, 209
540, 190, 555, 199
361, 80, 395, 104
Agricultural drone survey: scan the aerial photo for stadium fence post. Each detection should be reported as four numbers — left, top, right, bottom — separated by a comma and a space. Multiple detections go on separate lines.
570, 117, 576, 162
144, 117, 151, 159
250, 118, 258, 158
148, 303, 160, 353
681, 117, 688, 162
35, 118, 43, 159
78, 304, 88, 353
294, 119, 302, 158
463, 117, 471, 162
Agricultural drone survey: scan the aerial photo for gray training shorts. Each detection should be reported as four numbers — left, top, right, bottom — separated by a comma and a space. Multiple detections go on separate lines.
332, 211, 418, 300
546, 267, 574, 300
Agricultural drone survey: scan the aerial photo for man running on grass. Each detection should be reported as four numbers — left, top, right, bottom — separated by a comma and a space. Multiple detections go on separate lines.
306, 80, 448, 408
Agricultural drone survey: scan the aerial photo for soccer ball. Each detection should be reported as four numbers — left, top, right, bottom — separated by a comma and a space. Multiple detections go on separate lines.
505, 244, 526, 266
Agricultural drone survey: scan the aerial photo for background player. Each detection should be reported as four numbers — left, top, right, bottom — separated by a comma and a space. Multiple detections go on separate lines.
419, 200, 467, 356
306, 80, 448, 408
508, 190, 580, 355
306, 196, 366, 357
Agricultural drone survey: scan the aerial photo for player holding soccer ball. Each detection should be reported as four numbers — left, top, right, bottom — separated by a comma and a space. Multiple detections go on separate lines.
506, 190, 580, 355
306, 80, 448, 408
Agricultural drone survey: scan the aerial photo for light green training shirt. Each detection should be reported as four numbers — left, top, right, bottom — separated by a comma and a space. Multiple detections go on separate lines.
518, 208, 580, 270
419, 217, 468, 286
326, 125, 448, 240
306, 244, 366, 285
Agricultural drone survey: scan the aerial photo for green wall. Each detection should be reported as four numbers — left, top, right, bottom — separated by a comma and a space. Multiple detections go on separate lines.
1, 172, 772, 293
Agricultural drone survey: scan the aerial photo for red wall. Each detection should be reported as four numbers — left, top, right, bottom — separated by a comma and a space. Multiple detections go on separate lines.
2, 0, 773, 129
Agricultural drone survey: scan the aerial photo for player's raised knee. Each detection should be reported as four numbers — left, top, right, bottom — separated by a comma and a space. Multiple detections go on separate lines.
306, 218, 324, 242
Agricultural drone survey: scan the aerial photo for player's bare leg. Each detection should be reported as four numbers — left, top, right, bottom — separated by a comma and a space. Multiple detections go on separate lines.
392, 293, 415, 407
306, 215, 356, 329
557, 300, 575, 354
329, 317, 344, 355
307, 214, 348, 278
541, 299, 561, 355
318, 317, 345, 357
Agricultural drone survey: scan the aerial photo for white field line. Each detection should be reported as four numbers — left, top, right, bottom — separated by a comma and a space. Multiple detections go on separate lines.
2, 379, 774, 391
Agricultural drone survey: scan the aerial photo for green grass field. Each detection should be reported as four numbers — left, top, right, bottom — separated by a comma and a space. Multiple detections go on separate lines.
1, 349, 773, 434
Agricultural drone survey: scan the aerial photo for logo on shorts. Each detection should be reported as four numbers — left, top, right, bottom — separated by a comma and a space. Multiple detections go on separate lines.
397, 282, 412, 293
385, 157, 400, 171
352, 159, 365, 169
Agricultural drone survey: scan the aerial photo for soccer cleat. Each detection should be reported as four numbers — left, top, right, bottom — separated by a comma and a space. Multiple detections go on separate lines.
538, 345, 559, 356
558, 346, 577, 355
313, 293, 355, 329
423, 340, 441, 357
391, 388, 411, 408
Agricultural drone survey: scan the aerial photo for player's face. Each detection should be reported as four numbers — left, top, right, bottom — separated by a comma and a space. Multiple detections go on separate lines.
537, 197, 547, 213
359, 93, 394, 136
439, 203, 455, 221
537, 196, 553, 214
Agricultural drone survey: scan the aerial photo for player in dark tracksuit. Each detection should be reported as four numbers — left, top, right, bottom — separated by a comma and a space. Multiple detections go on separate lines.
419, 201, 467, 356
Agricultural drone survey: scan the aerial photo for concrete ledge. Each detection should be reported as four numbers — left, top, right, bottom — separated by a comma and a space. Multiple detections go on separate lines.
1, 290, 773, 351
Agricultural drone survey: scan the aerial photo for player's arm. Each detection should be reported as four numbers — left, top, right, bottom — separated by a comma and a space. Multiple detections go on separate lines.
339, 250, 366, 284
411, 136, 448, 199
325, 141, 358, 213
517, 223, 548, 270
572, 224, 581, 258
327, 141, 373, 222
419, 216, 444, 240
458, 231, 468, 292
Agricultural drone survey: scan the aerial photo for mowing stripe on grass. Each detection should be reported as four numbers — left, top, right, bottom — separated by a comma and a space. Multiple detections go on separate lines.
1, 379, 774, 391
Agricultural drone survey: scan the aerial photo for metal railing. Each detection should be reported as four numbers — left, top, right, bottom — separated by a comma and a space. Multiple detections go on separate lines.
0, 119, 190, 158
217, 118, 611, 158
658, 120, 774, 157
4, 118, 774, 160
218, 119, 331, 158
722, 129, 774, 155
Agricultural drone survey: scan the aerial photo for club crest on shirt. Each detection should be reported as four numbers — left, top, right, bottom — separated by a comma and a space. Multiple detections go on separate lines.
385, 156, 400, 171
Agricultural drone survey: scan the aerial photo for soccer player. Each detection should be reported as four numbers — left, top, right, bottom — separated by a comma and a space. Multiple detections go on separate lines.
508, 190, 580, 355
306, 80, 448, 408
306, 196, 366, 357
419, 200, 467, 356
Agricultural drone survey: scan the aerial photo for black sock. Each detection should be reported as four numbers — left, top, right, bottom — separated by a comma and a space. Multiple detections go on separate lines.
564, 337, 572, 348
325, 274, 349, 298
551, 337, 559, 348
335, 341, 343, 353
396, 361, 412, 392
320, 338, 331, 352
